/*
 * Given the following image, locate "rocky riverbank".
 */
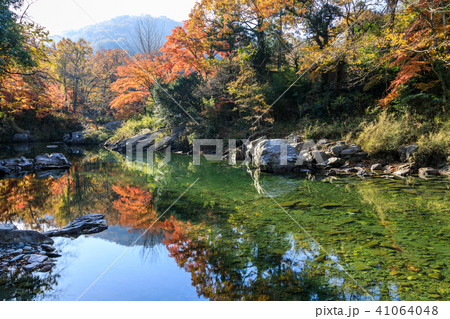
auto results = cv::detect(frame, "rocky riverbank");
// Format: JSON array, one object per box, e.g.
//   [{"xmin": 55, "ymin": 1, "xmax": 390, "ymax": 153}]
[
  {"xmin": 244, "ymin": 138, "xmax": 449, "ymax": 179},
  {"xmin": 0, "ymin": 153, "xmax": 72, "ymax": 179},
  {"xmin": 0, "ymin": 215, "xmax": 108, "ymax": 276}
]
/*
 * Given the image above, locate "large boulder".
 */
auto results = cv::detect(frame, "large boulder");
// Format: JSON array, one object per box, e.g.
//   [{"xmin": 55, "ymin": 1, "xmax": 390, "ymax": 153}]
[
  {"xmin": 34, "ymin": 153, "xmax": 71, "ymax": 170},
  {"xmin": 110, "ymin": 126, "xmax": 185, "ymax": 154},
  {"xmin": 0, "ymin": 229, "xmax": 54, "ymax": 245},
  {"xmin": 44, "ymin": 214, "xmax": 107, "ymax": 237},
  {"xmin": 251, "ymin": 139, "xmax": 304, "ymax": 172}
]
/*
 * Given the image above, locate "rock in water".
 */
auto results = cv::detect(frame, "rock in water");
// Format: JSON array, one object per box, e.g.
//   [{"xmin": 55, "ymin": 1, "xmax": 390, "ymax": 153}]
[
  {"xmin": 418, "ymin": 167, "xmax": 440, "ymax": 179},
  {"xmin": 34, "ymin": 153, "xmax": 71, "ymax": 170},
  {"xmin": 0, "ymin": 229, "xmax": 54, "ymax": 245},
  {"xmin": 251, "ymin": 139, "xmax": 305, "ymax": 172},
  {"xmin": 44, "ymin": 214, "xmax": 108, "ymax": 237}
]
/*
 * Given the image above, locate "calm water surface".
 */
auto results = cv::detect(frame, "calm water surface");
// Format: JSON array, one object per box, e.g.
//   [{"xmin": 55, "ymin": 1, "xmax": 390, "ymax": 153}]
[{"xmin": 0, "ymin": 144, "xmax": 448, "ymax": 300}]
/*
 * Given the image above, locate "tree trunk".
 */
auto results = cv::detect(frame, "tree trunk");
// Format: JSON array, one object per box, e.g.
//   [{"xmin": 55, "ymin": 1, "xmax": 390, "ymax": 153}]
[{"xmin": 73, "ymin": 78, "xmax": 78, "ymax": 113}]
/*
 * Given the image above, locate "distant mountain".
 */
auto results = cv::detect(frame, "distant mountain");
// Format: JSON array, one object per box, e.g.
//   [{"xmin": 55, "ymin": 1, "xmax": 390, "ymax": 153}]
[{"xmin": 56, "ymin": 15, "xmax": 181, "ymax": 52}]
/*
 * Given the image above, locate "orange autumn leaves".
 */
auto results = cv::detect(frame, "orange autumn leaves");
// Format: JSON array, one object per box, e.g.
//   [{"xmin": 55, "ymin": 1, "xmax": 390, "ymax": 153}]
[
  {"xmin": 112, "ymin": 183, "xmax": 157, "ymax": 229},
  {"xmin": 379, "ymin": 0, "xmax": 450, "ymax": 107},
  {"xmin": 110, "ymin": 19, "xmax": 216, "ymax": 118},
  {"xmin": 0, "ymin": 73, "xmax": 65, "ymax": 117}
]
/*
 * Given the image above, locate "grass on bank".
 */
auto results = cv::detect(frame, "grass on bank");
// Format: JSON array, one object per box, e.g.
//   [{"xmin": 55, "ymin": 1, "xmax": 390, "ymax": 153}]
[{"xmin": 107, "ymin": 115, "xmax": 159, "ymax": 144}]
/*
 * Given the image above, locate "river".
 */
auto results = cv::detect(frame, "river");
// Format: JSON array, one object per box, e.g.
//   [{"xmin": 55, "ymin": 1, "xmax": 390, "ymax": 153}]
[{"xmin": 0, "ymin": 144, "xmax": 448, "ymax": 300}]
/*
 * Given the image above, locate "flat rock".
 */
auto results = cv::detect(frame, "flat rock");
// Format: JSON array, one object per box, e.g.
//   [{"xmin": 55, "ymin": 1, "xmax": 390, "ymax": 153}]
[{"xmin": 45, "ymin": 214, "xmax": 108, "ymax": 237}]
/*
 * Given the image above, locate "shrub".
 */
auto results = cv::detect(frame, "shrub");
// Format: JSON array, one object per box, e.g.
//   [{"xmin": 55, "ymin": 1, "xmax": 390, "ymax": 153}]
[
  {"xmin": 413, "ymin": 122, "xmax": 450, "ymax": 166},
  {"xmin": 356, "ymin": 111, "xmax": 418, "ymax": 156},
  {"xmin": 83, "ymin": 128, "xmax": 114, "ymax": 145}
]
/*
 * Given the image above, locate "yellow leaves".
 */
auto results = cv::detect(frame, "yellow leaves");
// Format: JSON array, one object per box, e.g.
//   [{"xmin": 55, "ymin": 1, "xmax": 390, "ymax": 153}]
[{"xmin": 414, "ymin": 80, "xmax": 440, "ymax": 92}]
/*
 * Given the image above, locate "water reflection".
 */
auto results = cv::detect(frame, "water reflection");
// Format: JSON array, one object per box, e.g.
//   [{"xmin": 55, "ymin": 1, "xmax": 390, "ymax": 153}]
[{"xmin": 0, "ymin": 146, "xmax": 448, "ymax": 300}]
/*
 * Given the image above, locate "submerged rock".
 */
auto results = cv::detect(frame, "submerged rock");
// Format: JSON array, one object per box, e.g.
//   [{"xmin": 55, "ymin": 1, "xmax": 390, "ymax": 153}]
[{"xmin": 44, "ymin": 214, "xmax": 108, "ymax": 237}]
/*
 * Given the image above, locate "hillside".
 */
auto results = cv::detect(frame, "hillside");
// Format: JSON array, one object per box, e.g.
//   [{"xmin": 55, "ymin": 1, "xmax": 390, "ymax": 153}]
[{"xmin": 57, "ymin": 15, "xmax": 181, "ymax": 52}]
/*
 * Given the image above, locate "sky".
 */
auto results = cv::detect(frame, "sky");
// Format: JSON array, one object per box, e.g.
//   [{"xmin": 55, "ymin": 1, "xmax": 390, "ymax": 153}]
[{"xmin": 26, "ymin": 0, "xmax": 198, "ymax": 35}]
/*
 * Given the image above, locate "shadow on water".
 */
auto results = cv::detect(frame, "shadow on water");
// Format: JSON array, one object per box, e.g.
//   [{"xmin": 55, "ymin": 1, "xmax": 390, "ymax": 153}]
[{"xmin": 0, "ymin": 145, "xmax": 448, "ymax": 300}]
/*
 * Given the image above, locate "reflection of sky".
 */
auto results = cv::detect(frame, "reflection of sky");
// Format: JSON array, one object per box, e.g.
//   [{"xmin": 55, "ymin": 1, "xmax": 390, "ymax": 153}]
[{"xmin": 38, "ymin": 226, "xmax": 205, "ymax": 301}]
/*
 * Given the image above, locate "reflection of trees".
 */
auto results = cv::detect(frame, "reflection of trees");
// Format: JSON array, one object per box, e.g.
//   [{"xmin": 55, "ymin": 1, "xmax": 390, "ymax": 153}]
[
  {"xmin": 158, "ymin": 215, "xmax": 338, "ymax": 300},
  {"xmin": 0, "ymin": 174, "xmax": 57, "ymax": 229},
  {"xmin": 0, "ymin": 269, "xmax": 59, "ymax": 301}
]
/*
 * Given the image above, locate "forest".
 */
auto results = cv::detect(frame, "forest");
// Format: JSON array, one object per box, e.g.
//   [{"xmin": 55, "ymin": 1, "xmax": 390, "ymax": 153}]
[{"xmin": 0, "ymin": 0, "xmax": 449, "ymax": 164}]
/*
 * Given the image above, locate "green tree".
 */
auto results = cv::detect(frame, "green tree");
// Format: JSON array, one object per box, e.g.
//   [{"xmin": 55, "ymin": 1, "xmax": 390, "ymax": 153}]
[
  {"xmin": 52, "ymin": 38, "xmax": 93, "ymax": 113},
  {"xmin": 0, "ymin": 0, "xmax": 35, "ymax": 75}
]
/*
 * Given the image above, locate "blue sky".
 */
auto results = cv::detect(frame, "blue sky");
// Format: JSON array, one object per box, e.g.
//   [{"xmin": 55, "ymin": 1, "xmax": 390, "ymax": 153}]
[{"xmin": 27, "ymin": 0, "xmax": 198, "ymax": 35}]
